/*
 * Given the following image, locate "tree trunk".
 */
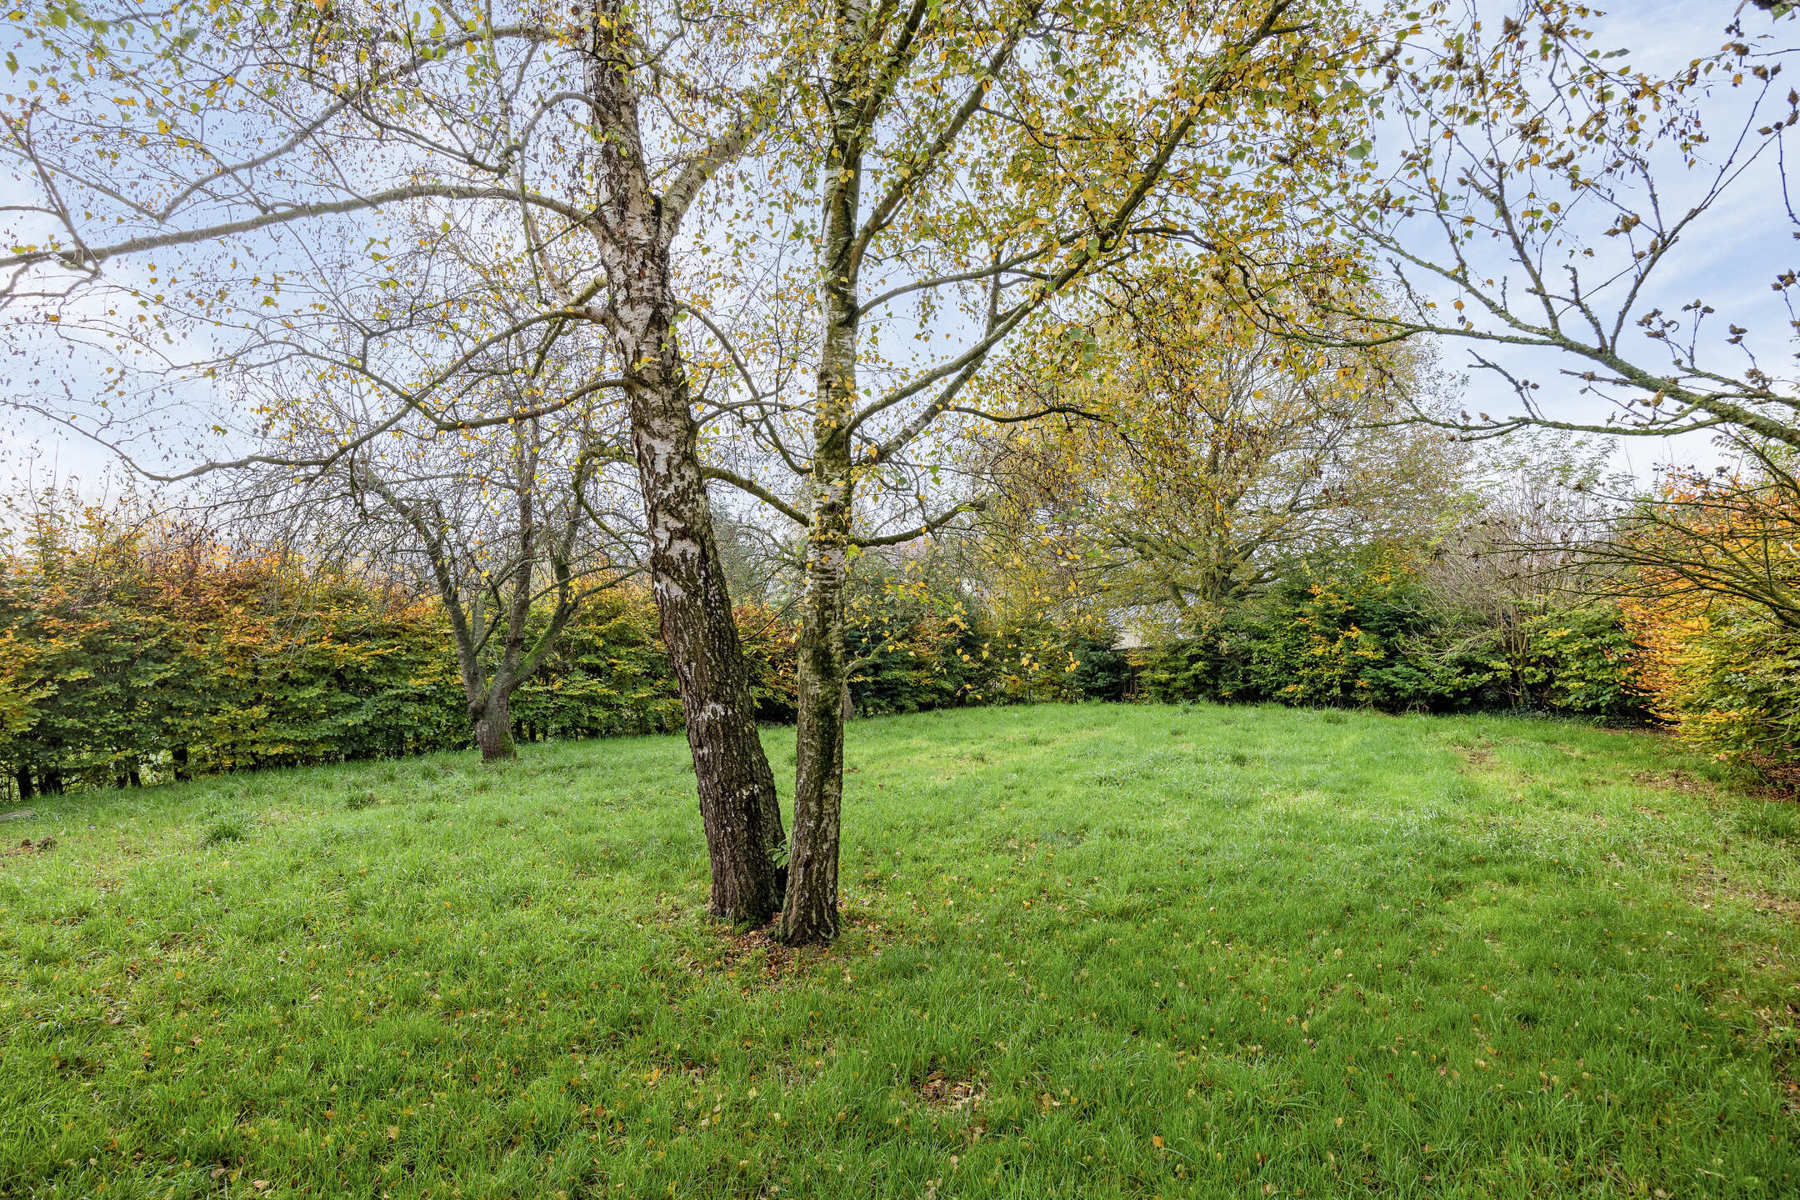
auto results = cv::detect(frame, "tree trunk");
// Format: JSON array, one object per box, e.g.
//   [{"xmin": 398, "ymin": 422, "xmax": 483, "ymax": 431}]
[
  {"xmin": 782, "ymin": 461, "xmax": 851, "ymax": 943},
  {"xmin": 620, "ymin": 323, "xmax": 788, "ymax": 924},
  {"xmin": 584, "ymin": 2, "xmax": 786, "ymax": 924},
  {"xmin": 172, "ymin": 745, "xmax": 191, "ymax": 782},
  {"xmin": 473, "ymin": 695, "xmax": 517, "ymax": 762},
  {"xmin": 15, "ymin": 767, "xmax": 33, "ymax": 801},
  {"xmin": 781, "ymin": 64, "xmax": 863, "ymax": 946}
]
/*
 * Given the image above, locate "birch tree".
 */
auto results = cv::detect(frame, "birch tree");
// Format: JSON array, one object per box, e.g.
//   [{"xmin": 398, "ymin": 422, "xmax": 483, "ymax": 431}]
[{"xmin": 693, "ymin": 0, "xmax": 1374, "ymax": 942}]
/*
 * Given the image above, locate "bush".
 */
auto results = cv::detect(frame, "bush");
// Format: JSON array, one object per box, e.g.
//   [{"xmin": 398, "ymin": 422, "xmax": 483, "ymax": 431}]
[
  {"xmin": 1065, "ymin": 632, "xmax": 1135, "ymax": 701},
  {"xmin": 4, "ymin": 510, "xmax": 1154, "ymax": 795},
  {"xmin": 0, "ymin": 506, "xmax": 676, "ymax": 795},
  {"xmin": 1144, "ymin": 560, "xmax": 1469, "ymax": 711},
  {"xmin": 513, "ymin": 588, "xmax": 683, "ymax": 739},
  {"xmin": 1142, "ymin": 557, "xmax": 1639, "ymax": 719},
  {"xmin": 5, "ymin": 499, "xmax": 1657, "ymax": 799},
  {"xmin": 844, "ymin": 570, "xmax": 986, "ymax": 715},
  {"xmin": 1624, "ymin": 597, "xmax": 1800, "ymax": 789},
  {"xmin": 1517, "ymin": 605, "xmax": 1641, "ymax": 719}
]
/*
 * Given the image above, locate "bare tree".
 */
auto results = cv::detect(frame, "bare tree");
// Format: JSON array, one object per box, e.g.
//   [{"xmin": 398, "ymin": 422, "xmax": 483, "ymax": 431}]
[
  {"xmin": 1238, "ymin": 1, "xmax": 1800, "ymax": 627},
  {"xmin": 1, "ymin": 0, "xmax": 796, "ymax": 920},
  {"xmin": 1420, "ymin": 433, "xmax": 1627, "ymax": 702},
  {"xmin": 1251, "ymin": 3, "xmax": 1798, "ymax": 451},
  {"xmin": 236, "ymin": 327, "xmax": 644, "ymax": 760}
]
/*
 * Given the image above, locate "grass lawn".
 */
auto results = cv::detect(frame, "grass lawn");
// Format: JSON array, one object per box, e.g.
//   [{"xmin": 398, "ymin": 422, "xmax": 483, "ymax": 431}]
[{"xmin": 2, "ymin": 704, "xmax": 1798, "ymax": 1198}]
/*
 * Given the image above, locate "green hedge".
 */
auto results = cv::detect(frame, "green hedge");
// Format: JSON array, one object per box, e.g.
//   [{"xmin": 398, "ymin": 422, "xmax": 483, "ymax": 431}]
[
  {"xmin": 2, "ymin": 517, "xmax": 1647, "ymax": 800},
  {"xmin": 0, "ymin": 521, "xmax": 1131, "ymax": 797},
  {"xmin": 1141, "ymin": 560, "xmax": 1641, "ymax": 719}
]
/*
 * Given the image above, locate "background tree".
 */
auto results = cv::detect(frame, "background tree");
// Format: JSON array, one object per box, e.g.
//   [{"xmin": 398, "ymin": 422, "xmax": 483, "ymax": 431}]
[
  {"xmin": 1247, "ymin": 0, "xmax": 1800, "ymax": 627},
  {"xmin": 0, "ymin": 0, "xmax": 799, "ymax": 920},
  {"xmin": 1599, "ymin": 453, "xmax": 1800, "ymax": 630},
  {"xmin": 1419, "ymin": 432, "xmax": 1637, "ymax": 712},
  {"xmin": 976, "ymin": 264, "xmax": 1465, "ymax": 636},
  {"xmin": 244, "ymin": 352, "xmax": 643, "ymax": 761}
]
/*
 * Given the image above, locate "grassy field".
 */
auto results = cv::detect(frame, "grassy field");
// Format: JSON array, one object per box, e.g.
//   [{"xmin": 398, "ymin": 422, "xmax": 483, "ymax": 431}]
[{"xmin": 2, "ymin": 704, "xmax": 1797, "ymax": 1199}]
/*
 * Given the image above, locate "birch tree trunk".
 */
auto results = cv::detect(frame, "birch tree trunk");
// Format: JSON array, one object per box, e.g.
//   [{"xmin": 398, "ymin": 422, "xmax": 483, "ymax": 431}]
[
  {"xmin": 587, "ymin": 1, "xmax": 787, "ymax": 924},
  {"xmin": 779, "ymin": 12, "xmax": 863, "ymax": 945},
  {"xmin": 616, "ymin": 288, "xmax": 789, "ymax": 924}
]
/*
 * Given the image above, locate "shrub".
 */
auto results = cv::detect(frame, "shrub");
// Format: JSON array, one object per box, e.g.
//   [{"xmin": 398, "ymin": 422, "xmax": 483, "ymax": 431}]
[
  {"xmin": 1624, "ymin": 597, "xmax": 1800, "ymax": 789},
  {"xmin": 1517, "ymin": 605, "xmax": 1641, "ymax": 719},
  {"xmin": 845, "ymin": 570, "xmax": 985, "ymax": 715},
  {"xmin": 1065, "ymin": 632, "xmax": 1135, "ymax": 701},
  {"xmin": 513, "ymin": 588, "xmax": 684, "ymax": 740},
  {"xmin": 1143, "ymin": 558, "xmax": 1639, "ymax": 718}
]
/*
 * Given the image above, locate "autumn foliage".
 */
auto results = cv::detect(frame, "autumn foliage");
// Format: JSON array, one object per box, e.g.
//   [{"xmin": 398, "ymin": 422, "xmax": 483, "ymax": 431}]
[
  {"xmin": 0, "ymin": 498, "xmax": 1138, "ymax": 799},
  {"xmin": 1618, "ymin": 473, "xmax": 1800, "ymax": 789},
  {"xmin": 0, "ymin": 498, "xmax": 687, "ymax": 797}
]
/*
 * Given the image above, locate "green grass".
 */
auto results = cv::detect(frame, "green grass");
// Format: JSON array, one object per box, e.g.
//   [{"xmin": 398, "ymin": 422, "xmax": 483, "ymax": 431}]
[{"xmin": 2, "ymin": 704, "xmax": 1798, "ymax": 1199}]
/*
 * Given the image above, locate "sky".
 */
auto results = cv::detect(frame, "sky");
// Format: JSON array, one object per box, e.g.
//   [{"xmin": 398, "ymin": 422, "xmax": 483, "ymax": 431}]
[
  {"xmin": 1434, "ymin": 0, "xmax": 1798, "ymax": 484},
  {"xmin": 1, "ymin": 0, "xmax": 1793, "ymax": 505}
]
